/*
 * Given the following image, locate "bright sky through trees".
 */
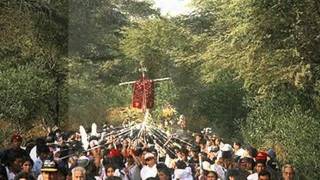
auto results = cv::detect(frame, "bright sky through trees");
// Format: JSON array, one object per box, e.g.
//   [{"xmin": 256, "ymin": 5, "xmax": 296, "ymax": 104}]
[{"xmin": 153, "ymin": 0, "xmax": 192, "ymax": 16}]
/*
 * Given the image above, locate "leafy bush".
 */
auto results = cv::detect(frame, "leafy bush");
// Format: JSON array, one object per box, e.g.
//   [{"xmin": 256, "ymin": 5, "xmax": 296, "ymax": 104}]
[{"xmin": 241, "ymin": 101, "xmax": 320, "ymax": 179}]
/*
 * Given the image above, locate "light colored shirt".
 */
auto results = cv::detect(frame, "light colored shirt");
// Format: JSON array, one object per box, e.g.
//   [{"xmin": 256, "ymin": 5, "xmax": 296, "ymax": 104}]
[
  {"xmin": 5, "ymin": 166, "xmax": 15, "ymax": 180},
  {"xmin": 174, "ymin": 167, "xmax": 193, "ymax": 180},
  {"xmin": 30, "ymin": 146, "xmax": 37, "ymax": 162},
  {"xmin": 247, "ymin": 173, "xmax": 258, "ymax": 180},
  {"xmin": 211, "ymin": 164, "xmax": 226, "ymax": 180},
  {"xmin": 235, "ymin": 148, "xmax": 245, "ymax": 157},
  {"xmin": 140, "ymin": 164, "xmax": 157, "ymax": 180},
  {"xmin": 32, "ymin": 157, "xmax": 43, "ymax": 178}
]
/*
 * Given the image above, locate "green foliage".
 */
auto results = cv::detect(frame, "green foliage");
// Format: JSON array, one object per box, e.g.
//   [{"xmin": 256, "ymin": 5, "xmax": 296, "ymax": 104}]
[
  {"xmin": 0, "ymin": 122, "xmax": 14, "ymax": 148},
  {"xmin": 197, "ymin": 70, "xmax": 247, "ymax": 139},
  {"xmin": 66, "ymin": 57, "xmax": 133, "ymax": 126},
  {"xmin": 69, "ymin": 0, "xmax": 125, "ymax": 60},
  {"xmin": 65, "ymin": 0, "xmax": 159, "ymax": 126},
  {"xmin": 1, "ymin": 0, "xmax": 320, "ymax": 177},
  {"xmin": 120, "ymin": 18, "xmax": 203, "ymax": 118},
  {"xmin": 188, "ymin": 0, "xmax": 320, "ymax": 177},
  {"xmin": 0, "ymin": 1, "xmax": 68, "ymax": 126},
  {"xmin": 152, "ymin": 80, "xmax": 179, "ymax": 120},
  {"xmin": 199, "ymin": 0, "xmax": 320, "ymax": 99},
  {"xmin": 0, "ymin": 64, "xmax": 55, "ymax": 123},
  {"xmin": 120, "ymin": 19, "xmax": 193, "ymax": 77},
  {"xmin": 119, "ymin": 17, "xmax": 248, "ymax": 138},
  {"xmin": 242, "ymin": 101, "xmax": 320, "ymax": 179},
  {"xmin": 114, "ymin": 0, "xmax": 160, "ymax": 18},
  {"xmin": 68, "ymin": 0, "xmax": 159, "ymax": 60}
]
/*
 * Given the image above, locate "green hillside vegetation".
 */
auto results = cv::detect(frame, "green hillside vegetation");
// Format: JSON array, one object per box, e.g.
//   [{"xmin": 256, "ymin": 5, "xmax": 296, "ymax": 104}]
[{"xmin": 0, "ymin": 0, "xmax": 319, "ymax": 178}]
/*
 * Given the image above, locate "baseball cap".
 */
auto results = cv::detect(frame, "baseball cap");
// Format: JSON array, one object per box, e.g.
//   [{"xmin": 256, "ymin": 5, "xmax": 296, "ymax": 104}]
[{"xmin": 256, "ymin": 151, "xmax": 268, "ymax": 161}]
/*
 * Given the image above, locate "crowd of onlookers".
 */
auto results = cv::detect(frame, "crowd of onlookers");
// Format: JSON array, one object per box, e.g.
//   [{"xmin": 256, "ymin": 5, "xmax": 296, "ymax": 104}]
[{"xmin": 0, "ymin": 124, "xmax": 297, "ymax": 180}]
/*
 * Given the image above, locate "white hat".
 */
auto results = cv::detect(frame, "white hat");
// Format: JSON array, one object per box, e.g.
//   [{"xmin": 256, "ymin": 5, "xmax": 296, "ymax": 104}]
[{"xmin": 144, "ymin": 152, "xmax": 155, "ymax": 160}]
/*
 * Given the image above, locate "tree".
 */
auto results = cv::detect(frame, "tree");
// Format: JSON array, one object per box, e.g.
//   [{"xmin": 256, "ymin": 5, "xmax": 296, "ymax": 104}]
[
  {"xmin": 189, "ymin": 0, "xmax": 320, "ymax": 177},
  {"xmin": 242, "ymin": 101, "xmax": 320, "ymax": 179},
  {"xmin": 197, "ymin": 70, "xmax": 247, "ymax": 139},
  {"xmin": 0, "ymin": 0, "xmax": 68, "ymax": 126},
  {"xmin": 199, "ymin": 0, "xmax": 320, "ymax": 102},
  {"xmin": 68, "ymin": 0, "xmax": 159, "ymax": 60},
  {"xmin": 120, "ymin": 18, "xmax": 205, "ymax": 120},
  {"xmin": 66, "ymin": 0, "xmax": 160, "ymax": 125}
]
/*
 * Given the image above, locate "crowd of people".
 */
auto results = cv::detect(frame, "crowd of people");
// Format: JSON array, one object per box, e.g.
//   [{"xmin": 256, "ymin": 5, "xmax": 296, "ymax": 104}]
[{"xmin": 0, "ymin": 120, "xmax": 297, "ymax": 180}]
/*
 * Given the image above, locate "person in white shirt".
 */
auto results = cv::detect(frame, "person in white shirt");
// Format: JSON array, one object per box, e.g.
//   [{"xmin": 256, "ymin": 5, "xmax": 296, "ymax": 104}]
[
  {"xmin": 32, "ymin": 145, "xmax": 50, "ymax": 178},
  {"xmin": 173, "ymin": 160, "xmax": 193, "ymax": 180},
  {"xmin": 140, "ymin": 152, "xmax": 157, "ymax": 180},
  {"xmin": 233, "ymin": 141, "xmax": 245, "ymax": 157}
]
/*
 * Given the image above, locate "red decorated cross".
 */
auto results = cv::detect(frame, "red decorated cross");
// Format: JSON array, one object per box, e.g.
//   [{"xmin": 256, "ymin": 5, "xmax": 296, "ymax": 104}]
[{"xmin": 119, "ymin": 65, "xmax": 170, "ymax": 112}]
